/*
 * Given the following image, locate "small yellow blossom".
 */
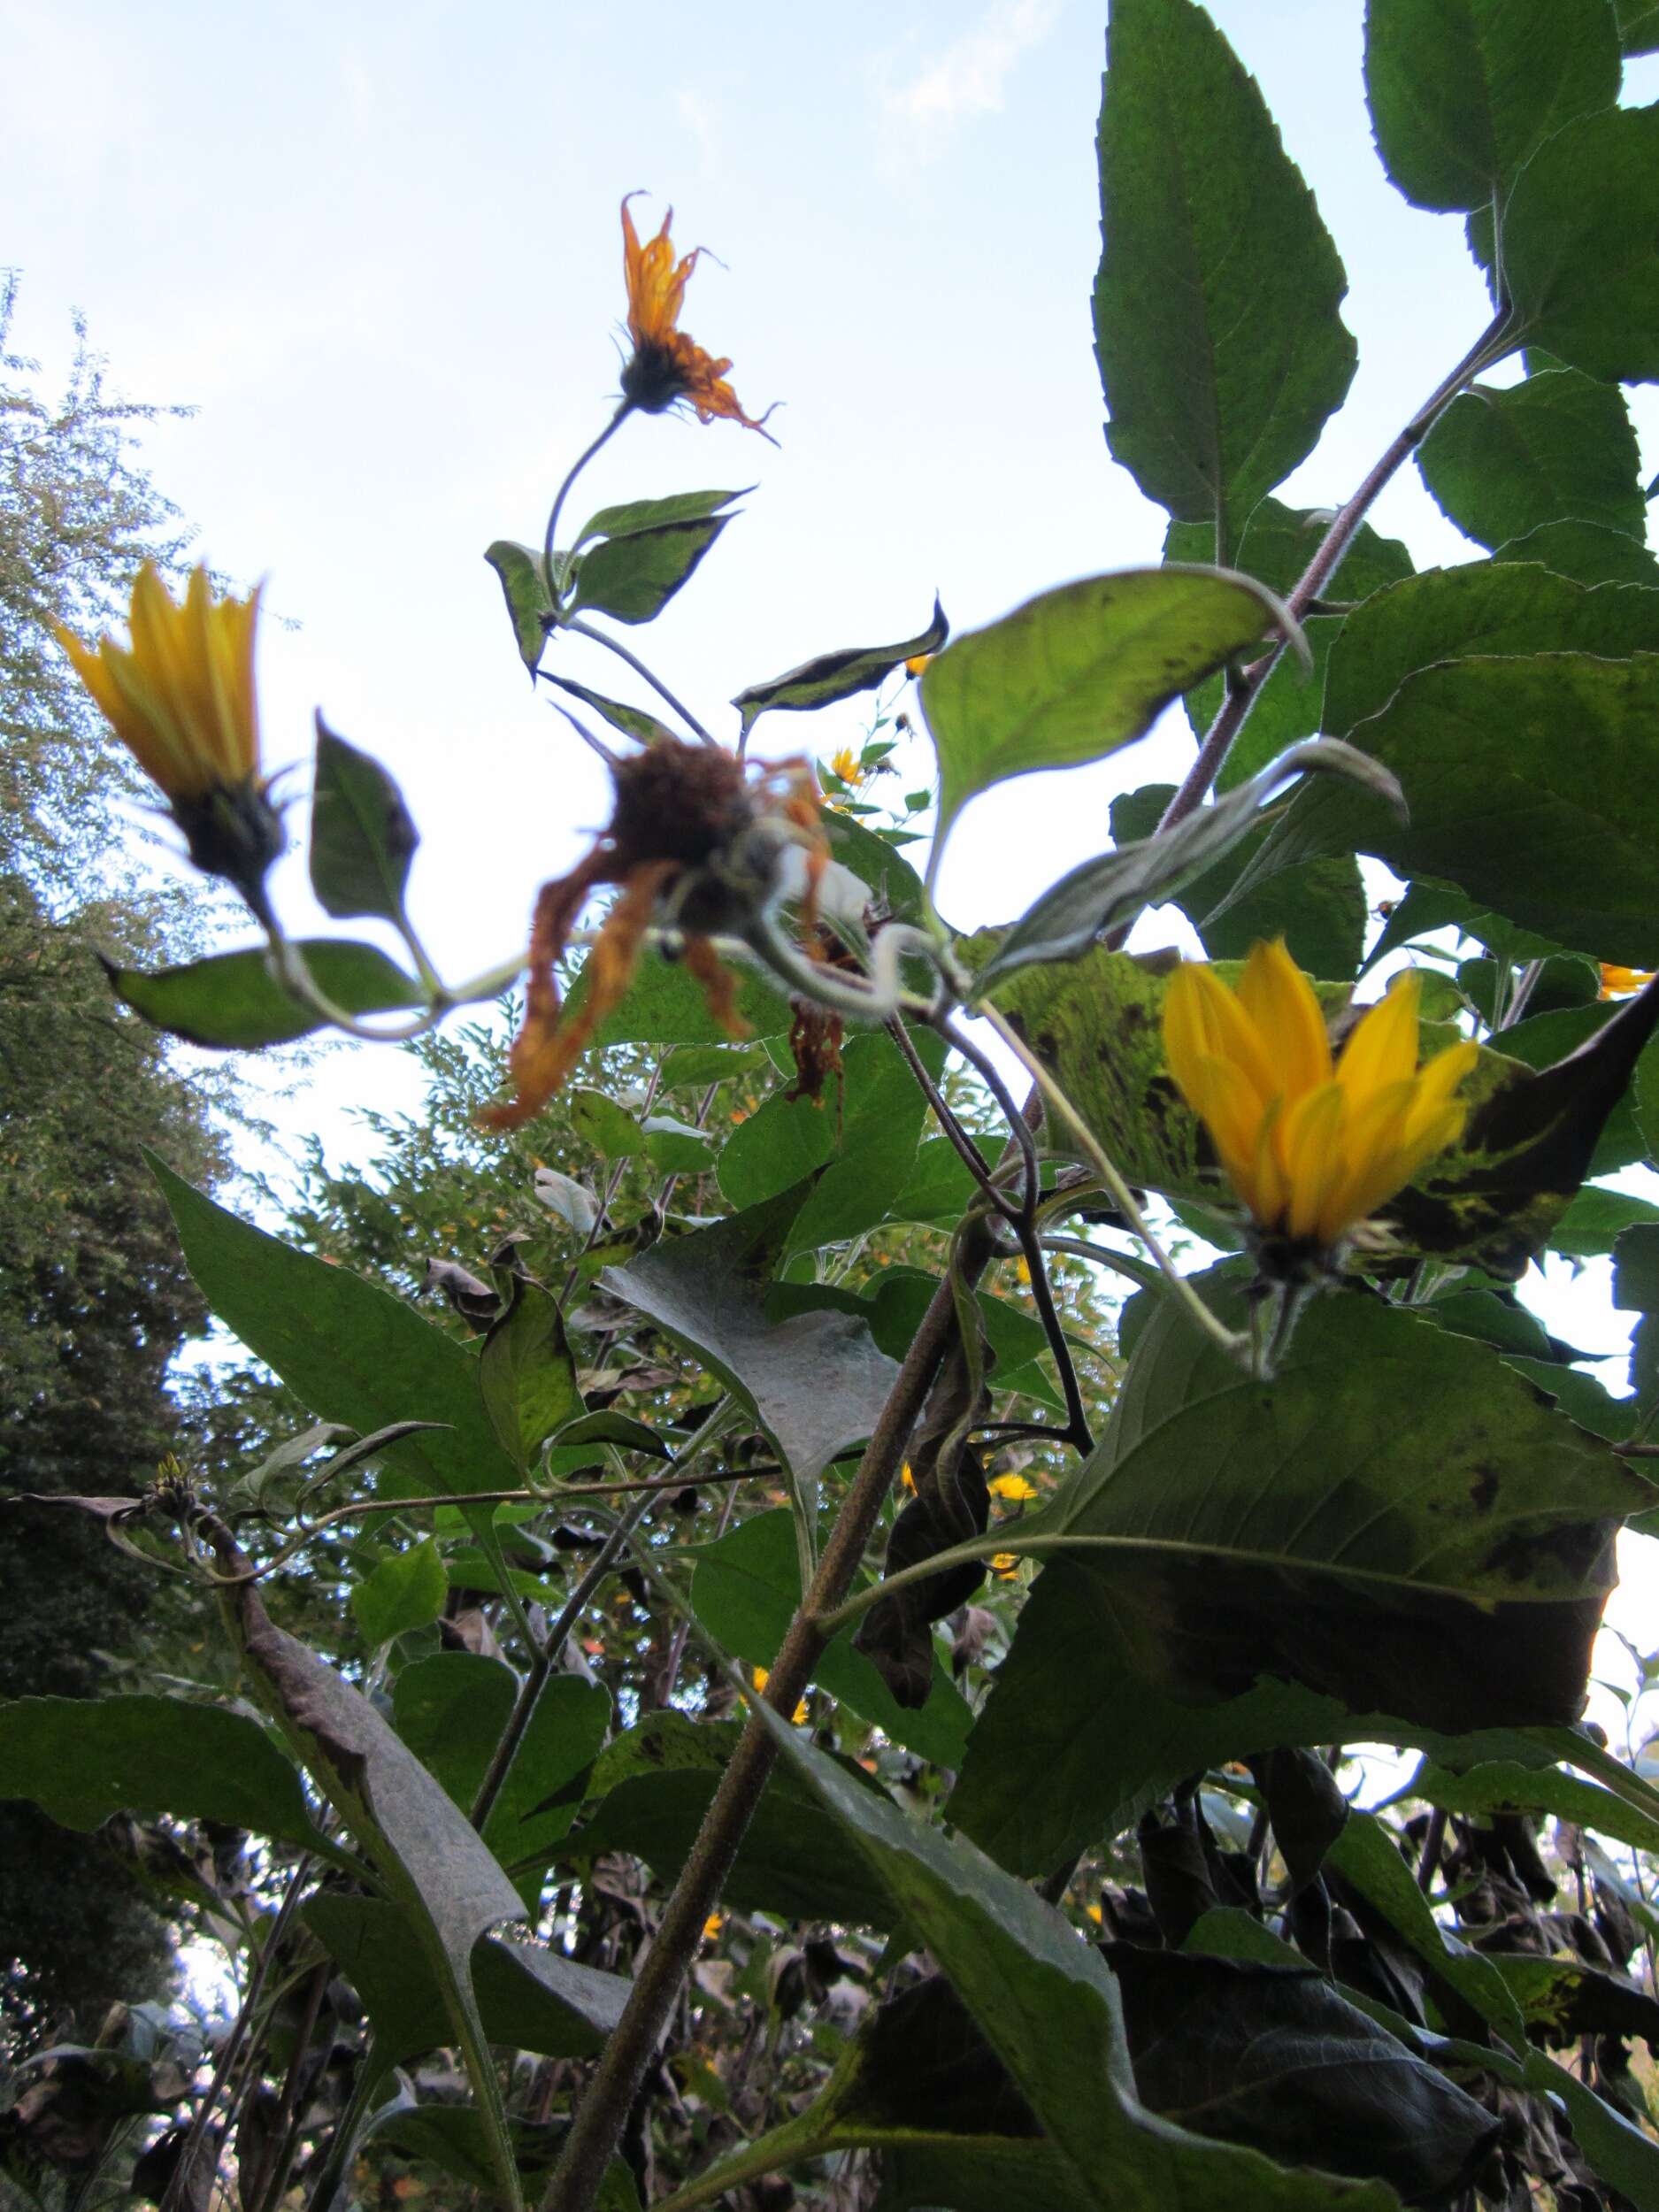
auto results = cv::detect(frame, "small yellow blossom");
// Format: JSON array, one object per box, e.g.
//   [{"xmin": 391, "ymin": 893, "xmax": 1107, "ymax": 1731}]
[
  {"xmin": 905, "ymin": 654, "xmax": 933, "ymax": 678},
  {"xmin": 751, "ymin": 1666, "xmax": 809, "ymax": 1725},
  {"xmin": 900, "ymin": 1462, "xmax": 916, "ymax": 1493},
  {"xmin": 56, "ymin": 562, "xmax": 282, "ymax": 898},
  {"xmin": 1013, "ymin": 1256, "xmax": 1032, "ymax": 1286},
  {"xmin": 703, "ymin": 1913, "xmax": 725, "ymax": 1941},
  {"xmin": 1086, "ymin": 1902, "xmax": 1103, "ymax": 1925},
  {"xmin": 1163, "ymin": 941, "xmax": 1478, "ymax": 1257},
  {"xmin": 987, "ymin": 1473, "xmax": 1039, "ymax": 1503},
  {"xmin": 990, "ymin": 1553, "xmax": 1020, "ymax": 1578},
  {"xmin": 619, "ymin": 196, "xmax": 777, "ymax": 442},
  {"xmin": 826, "ymin": 745, "xmax": 865, "ymax": 789},
  {"xmin": 1600, "ymin": 964, "xmax": 1657, "ymax": 1000}
]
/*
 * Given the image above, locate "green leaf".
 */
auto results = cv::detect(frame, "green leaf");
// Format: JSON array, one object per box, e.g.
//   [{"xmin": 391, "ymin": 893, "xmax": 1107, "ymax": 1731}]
[
  {"xmin": 1496, "ymin": 518, "xmax": 1659, "ymax": 588},
  {"xmin": 573, "ymin": 487, "xmax": 748, "ymax": 548},
  {"xmin": 539, "ymin": 673, "xmax": 678, "ymax": 749},
  {"xmin": 1417, "ymin": 371, "xmax": 1647, "ymax": 549},
  {"xmin": 568, "ymin": 1086, "xmax": 644, "ymax": 1158},
  {"xmin": 568, "ymin": 516, "xmax": 729, "ymax": 626},
  {"xmin": 1167, "ymin": 505, "xmax": 1413, "ymax": 789},
  {"xmin": 351, "ymin": 1538, "xmax": 448, "ymax": 1646},
  {"xmin": 1502, "ymin": 105, "xmax": 1659, "ymax": 383},
  {"xmin": 304, "ymin": 1894, "xmax": 623, "ymax": 2062},
  {"xmin": 1402, "ymin": 1756, "xmax": 1659, "ymax": 1860},
  {"xmin": 732, "ymin": 596, "xmax": 947, "ymax": 737},
  {"xmin": 891, "ymin": 1136, "xmax": 982, "ymax": 1229},
  {"xmin": 973, "ymin": 741, "xmax": 1394, "ymax": 987},
  {"xmin": 921, "ymin": 568, "xmax": 1288, "ymax": 856},
  {"xmin": 1617, "ymin": 0, "xmax": 1659, "ymax": 55},
  {"xmin": 309, "ymin": 718, "xmax": 420, "ymax": 925},
  {"xmin": 1524, "ymin": 2049, "xmax": 1659, "ymax": 2209},
  {"xmin": 1615, "ymin": 1222, "xmax": 1659, "ymax": 1401},
  {"xmin": 0, "ymin": 1694, "xmax": 335, "ymax": 1857},
  {"xmin": 220, "ymin": 1572, "xmax": 527, "ymax": 2210},
  {"xmin": 485, "ymin": 540, "xmax": 556, "ymax": 675},
  {"xmin": 1094, "ymin": 0, "xmax": 1356, "ymax": 542},
  {"xmin": 1322, "ymin": 563, "xmax": 1659, "ymax": 744},
  {"xmin": 107, "ymin": 940, "xmax": 423, "ymax": 1048},
  {"xmin": 148, "ymin": 1158, "xmax": 520, "ymax": 1551},
  {"xmin": 601, "ymin": 1187, "xmax": 901, "ymax": 1523},
  {"xmin": 949, "ymin": 1283, "xmax": 1645, "ymax": 1871},
  {"xmin": 568, "ymin": 941, "xmax": 793, "ymax": 1048},
  {"xmin": 1108, "ymin": 780, "xmax": 1367, "ymax": 983},
  {"xmin": 753, "ymin": 1701, "xmax": 1394, "ymax": 2212},
  {"xmin": 690, "ymin": 1509, "xmax": 972, "ymax": 1767},
  {"xmin": 477, "ymin": 1274, "xmax": 581, "ymax": 1472},
  {"xmin": 1547, "ymin": 1184, "xmax": 1659, "ymax": 1257},
  {"xmin": 1363, "ymin": 0, "xmax": 1618, "ymax": 212},
  {"xmin": 658, "ymin": 1041, "xmax": 771, "ymax": 1089}
]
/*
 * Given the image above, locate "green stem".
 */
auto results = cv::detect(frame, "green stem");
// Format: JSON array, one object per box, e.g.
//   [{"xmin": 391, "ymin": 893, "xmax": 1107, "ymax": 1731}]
[
  {"xmin": 564, "ymin": 615, "xmax": 718, "ymax": 746},
  {"xmin": 542, "ymin": 402, "xmax": 634, "ymax": 618}
]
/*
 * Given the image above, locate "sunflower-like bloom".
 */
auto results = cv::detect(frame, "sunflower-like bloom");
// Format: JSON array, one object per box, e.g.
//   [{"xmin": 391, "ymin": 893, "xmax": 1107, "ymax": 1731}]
[
  {"xmin": 1163, "ymin": 941, "xmax": 1479, "ymax": 1260},
  {"xmin": 619, "ymin": 195, "xmax": 777, "ymax": 442},
  {"xmin": 55, "ymin": 562, "xmax": 282, "ymax": 898},
  {"xmin": 1600, "ymin": 964, "xmax": 1657, "ymax": 1000}
]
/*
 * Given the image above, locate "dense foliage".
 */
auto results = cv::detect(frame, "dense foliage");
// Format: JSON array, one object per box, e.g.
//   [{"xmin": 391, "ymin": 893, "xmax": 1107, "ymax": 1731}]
[{"xmin": 10, "ymin": 5, "xmax": 1659, "ymax": 2211}]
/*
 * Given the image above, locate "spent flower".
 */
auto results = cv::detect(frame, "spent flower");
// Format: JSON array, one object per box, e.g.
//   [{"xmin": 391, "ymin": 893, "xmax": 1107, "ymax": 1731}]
[
  {"xmin": 56, "ymin": 562, "xmax": 282, "ymax": 903},
  {"xmin": 619, "ymin": 196, "xmax": 777, "ymax": 441},
  {"xmin": 1163, "ymin": 940, "xmax": 1477, "ymax": 1268}
]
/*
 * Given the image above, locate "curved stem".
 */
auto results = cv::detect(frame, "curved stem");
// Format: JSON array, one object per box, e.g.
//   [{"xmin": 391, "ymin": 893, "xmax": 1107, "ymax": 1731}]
[
  {"xmin": 542, "ymin": 402, "xmax": 634, "ymax": 615},
  {"xmin": 1039, "ymin": 1232, "xmax": 1161, "ymax": 1292},
  {"xmin": 565, "ymin": 615, "xmax": 718, "ymax": 746}
]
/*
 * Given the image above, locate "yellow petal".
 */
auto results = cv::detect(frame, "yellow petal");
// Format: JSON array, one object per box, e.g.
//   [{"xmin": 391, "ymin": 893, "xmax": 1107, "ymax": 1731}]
[
  {"xmin": 1164, "ymin": 962, "xmax": 1277, "ymax": 1117},
  {"xmin": 1277, "ymin": 1082, "xmax": 1347, "ymax": 1241},
  {"xmin": 1337, "ymin": 971, "xmax": 1421, "ymax": 1108},
  {"xmin": 1235, "ymin": 940, "xmax": 1332, "ymax": 1101}
]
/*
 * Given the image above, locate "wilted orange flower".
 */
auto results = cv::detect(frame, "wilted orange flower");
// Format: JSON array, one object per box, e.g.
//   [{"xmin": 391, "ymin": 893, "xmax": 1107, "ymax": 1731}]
[
  {"xmin": 619, "ymin": 196, "xmax": 777, "ymax": 442},
  {"xmin": 1164, "ymin": 941, "xmax": 1478, "ymax": 1262},
  {"xmin": 482, "ymin": 741, "xmax": 826, "ymax": 1132},
  {"xmin": 1600, "ymin": 964, "xmax": 1657, "ymax": 1000}
]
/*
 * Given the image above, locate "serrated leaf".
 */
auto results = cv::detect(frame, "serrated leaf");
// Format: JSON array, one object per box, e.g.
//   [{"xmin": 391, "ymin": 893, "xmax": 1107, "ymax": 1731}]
[
  {"xmin": 1417, "ymin": 371, "xmax": 1646, "ymax": 549},
  {"xmin": 1495, "ymin": 518, "xmax": 1659, "ymax": 588},
  {"xmin": 732, "ymin": 596, "xmax": 947, "ymax": 737},
  {"xmin": 973, "ymin": 741, "xmax": 1395, "ymax": 987},
  {"xmin": 568, "ymin": 516, "xmax": 726, "ymax": 626},
  {"xmin": 1363, "ymin": 0, "xmax": 1618, "ymax": 212},
  {"xmin": 309, "ymin": 717, "xmax": 420, "ymax": 925},
  {"xmin": 1094, "ymin": 0, "xmax": 1356, "ymax": 541},
  {"xmin": 921, "ymin": 567, "xmax": 1290, "ymax": 859},
  {"xmin": 351, "ymin": 1538, "xmax": 448, "ymax": 1646},
  {"xmin": 106, "ymin": 940, "xmax": 423, "ymax": 1048},
  {"xmin": 1502, "ymin": 105, "xmax": 1659, "ymax": 383}
]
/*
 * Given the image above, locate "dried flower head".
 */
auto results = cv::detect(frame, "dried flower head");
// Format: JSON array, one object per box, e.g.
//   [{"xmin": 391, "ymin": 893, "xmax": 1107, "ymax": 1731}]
[
  {"xmin": 619, "ymin": 196, "xmax": 777, "ymax": 442},
  {"xmin": 1163, "ymin": 941, "xmax": 1478, "ymax": 1271},
  {"xmin": 55, "ymin": 562, "xmax": 282, "ymax": 901},
  {"xmin": 483, "ymin": 741, "xmax": 826, "ymax": 1131}
]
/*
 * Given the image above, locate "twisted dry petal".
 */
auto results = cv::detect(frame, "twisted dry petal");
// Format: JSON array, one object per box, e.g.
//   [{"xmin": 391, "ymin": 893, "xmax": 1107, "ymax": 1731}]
[
  {"xmin": 621, "ymin": 193, "xmax": 700, "ymax": 346},
  {"xmin": 1235, "ymin": 938, "xmax": 1333, "ymax": 1100}
]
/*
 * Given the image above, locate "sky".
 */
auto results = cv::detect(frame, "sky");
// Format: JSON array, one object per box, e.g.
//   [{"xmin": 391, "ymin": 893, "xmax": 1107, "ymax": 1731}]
[{"xmin": 6, "ymin": 2, "xmax": 1659, "ymax": 1711}]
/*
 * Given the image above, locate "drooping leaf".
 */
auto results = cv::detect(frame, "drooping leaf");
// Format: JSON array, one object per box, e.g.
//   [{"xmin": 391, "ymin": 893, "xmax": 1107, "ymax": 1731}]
[
  {"xmin": 148, "ymin": 1158, "xmax": 521, "ymax": 1552},
  {"xmin": 304, "ymin": 1893, "xmax": 624, "ymax": 2062},
  {"xmin": 1403, "ymin": 1755, "xmax": 1659, "ymax": 1863},
  {"xmin": 1502, "ymin": 105, "xmax": 1659, "ymax": 383},
  {"xmin": 219, "ymin": 1569, "xmax": 526, "ymax": 2209},
  {"xmin": 1524, "ymin": 2048, "xmax": 1659, "ymax": 2209},
  {"xmin": 921, "ymin": 567, "xmax": 1290, "ymax": 856},
  {"xmin": 478, "ymin": 1273, "xmax": 582, "ymax": 1473},
  {"xmin": 750, "ymin": 1699, "xmax": 1394, "ymax": 2211},
  {"xmin": 1108, "ymin": 779, "xmax": 1367, "ymax": 983},
  {"xmin": 1094, "ymin": 0, "xmax": 1356, "ymax": 542},
  {"xmin": 601, "ymin": 1186, "xmax": 901, "ymax": 1524},
  {"xmin": 1418, "ymin": 370, "xmax": 1646, "ymax": 552},
  {"xmin": 573, "ymin": 487, "xmax": 749, "ymax": 547},
  {"xmin": 0, "ymin": 1695, "xmax": 337, "ymax": 1859},
  {"xmin": 309, "ymin": 718, "xmax": 421, "ymax": 925},
  {"xmin": 568, "ymin": 515, "xmax": 729, "ymax": 626},
  {"xmin": 973, "ymin": 741, "xmax": 1394, "ymax": 987},
  {"xmin": 691, "ymin": 1509, "xmax": 972, "ymax": 1768},
  {"xmin": 106, "ymin": 940, "xmax": 423, "ymax": 1048},
  {"xmin": 1363, "ymin": 0, "xmax": 1618, "ymax": 212},
  {"xmin": 539, "ymin": 673, "xmax": 678, "ymax": 749},
  {"xmin": 350, "ymin": 1538, "xmax": 448, "ymax": 1646},
  {"xmin": 485, "ymin": 540, "xmax": 557, "ymax": 675},
  {"xmin": 732, "ymin": 596, "xmax": 947, "ymax": 737}
]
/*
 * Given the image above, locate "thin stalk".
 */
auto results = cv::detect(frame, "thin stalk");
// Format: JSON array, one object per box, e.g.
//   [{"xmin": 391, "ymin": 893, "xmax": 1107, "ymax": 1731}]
[
  {"xmin": 1148, "ymin": 308, "xmax": 1515, "ymax": 843},
  {"xmin": 565, "ymin": 616, "xmax": 718, "ymax": 746},
  {"xmin": 250, "ymin": 1961, "xmax": 330, "ymax": 2212},
  {"xmin": 977, "ymin": 1002, "xmax": 1248, "ymax": 1366},
  {"xmin": 886, "ymin": 1014, "xmax": 1012, "ymax": 1216},
  {"xmin": 541, "ymin": 1261, "xmax": 979, "ymax": 2212},
  {"xmin": 542, "ymin": 403, "xmax": 634, "ymax": 616},
  {"xmin": 1038, "ymin": 1233, "xmax": 1161, "ymax": 1292}
]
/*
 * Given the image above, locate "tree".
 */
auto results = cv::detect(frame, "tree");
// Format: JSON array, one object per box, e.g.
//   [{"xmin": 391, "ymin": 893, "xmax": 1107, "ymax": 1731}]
[{"xmin": 10, "ymin": 5, "xmax": 1659, "ymax": 2209}]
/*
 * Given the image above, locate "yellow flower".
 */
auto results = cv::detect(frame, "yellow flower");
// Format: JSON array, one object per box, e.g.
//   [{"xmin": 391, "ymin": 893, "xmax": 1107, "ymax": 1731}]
[
  {"xmin": 1163, "ymin": 941, "xmax": 1478, "ymax": 1256},
  {"xmin": 826, "ymin": 745, "xmax": 865, "ymax": 789},
  {"xmin": 619, "ymin": 196, "xmax": 778, "ymax": 442},
  {"xmin": 990, "ymin": 1553, "xmax": 1021, "ymax": 1578},
  {"xmin": 988, "ymin": 1472, "xmax": 1039, "ymax": 1503},
  {"xmin": 1013, "ymin": 1256, "xmax": 1032, "ymax": 1286},
  {"xmin": 703, "ymin": 1913, "xmax": 725, "ymax": 1941},
  {"xmin": 904, "ymin": 654, "xmax": 933, "ymax": 678},
  {"xmin": 900, "ymin": 1462, "xmax": 916, "ymax": 1493},
  {"xmin": 1600, "ymin": 964, "xmax": 1657, "ymax": 1000},
  {"xmin": 56, "ymin": 562, "xmax": 281, "ymax": 899},
  {"xmin": 751, "ymin": 1666, "xmax": 808, "ymax": 1726}
]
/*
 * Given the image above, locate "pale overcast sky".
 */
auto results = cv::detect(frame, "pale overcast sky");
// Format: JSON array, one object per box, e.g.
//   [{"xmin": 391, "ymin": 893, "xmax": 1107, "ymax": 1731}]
[{"xmin": 7, "ymin": 1, "xmax": 1659, "ymax": 1691}]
